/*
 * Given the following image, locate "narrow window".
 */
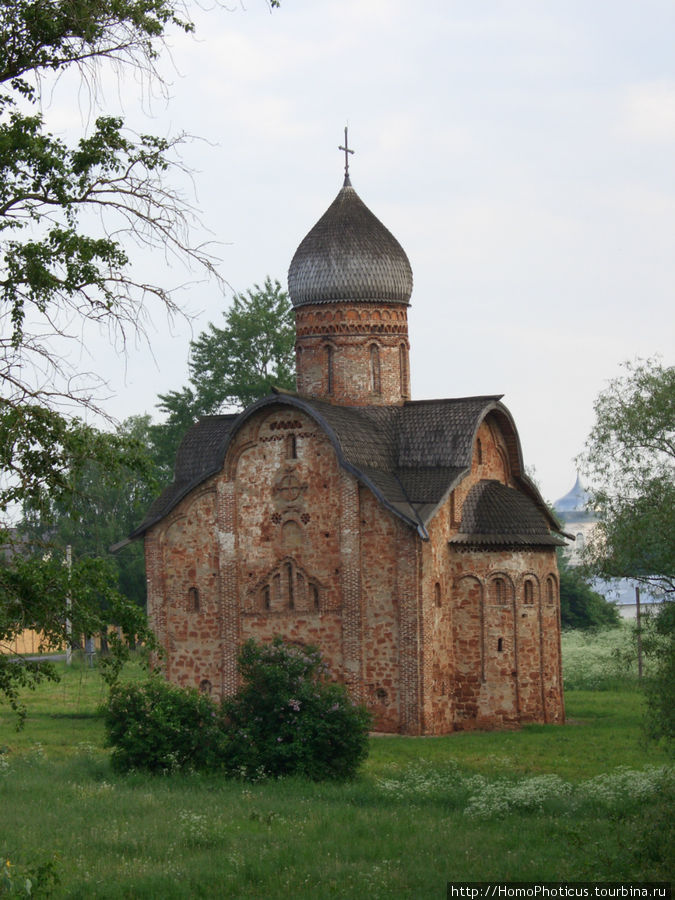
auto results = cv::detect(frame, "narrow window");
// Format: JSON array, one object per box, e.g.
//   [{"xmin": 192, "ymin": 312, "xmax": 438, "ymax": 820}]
[
  {"xmin": 493, "ymin": 577, "xmax": 506, "ymax": 605},
  {"xmin": 188, "ymin": 587, "xmax": 200, "ymax": 612},
  {"xmin": 286, "ymin": 433, "xmax": 297, "ymax": 459},
  {"xmin": 311, "ymin": 585, "xmax": 320, "ymax": 611},
  {"xmin": 576, "ymin": 532, "xmax": 585, "ymax": 549},
  {"xmin": 325, "ymin": 345, "xmax": 334, "ymax": 395},
  {"xmin": 287, "ymin": 562, "xmax": 294, "ymax": 610},
  {"xmin": 434, "ymin": 582, "xmax": 442, "ymax": 608},
  {"xmin": 370, "ymin": 344, "xmax": 381, "ymax": 395},
  {"xmin": 524, "ymin": 580, "xmax": 534, "ymax": 605},
  {"xmin": 476, "ymin": 438, "xmax": 483, "ymax": 465},
  {"xmin": 497, "ymin": 638, "xmax": 504, "ymax": 652},
  {"xmin": 263, "ymin": 586, "xmax": 271, "ymax": 611},
  {"xmin": 546, "ymin": 576, "xmax": 556, "ymax": 605}
]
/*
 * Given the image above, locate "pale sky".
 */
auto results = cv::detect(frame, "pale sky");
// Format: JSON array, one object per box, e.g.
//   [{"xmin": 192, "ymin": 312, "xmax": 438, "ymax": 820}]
[{"xmin": 44, "ymin": 0, "xmax": 675, "ymax": 506}]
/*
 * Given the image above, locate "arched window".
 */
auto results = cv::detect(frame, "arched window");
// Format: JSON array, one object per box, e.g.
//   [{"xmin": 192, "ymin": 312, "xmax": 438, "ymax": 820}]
[
  {"xmin": 325, "ymin": 345, "xmax": 334, "ymax": 395},
  {"xmin": 370, "ymin": 344, "xmax": 381, "ymax": 395},
  {"xmin": 576, "ymin": 532, "xmax": 585, "ymax": 549},
  {"xmin": 399, "ymin": 344, "xmax": 409, "ymax": 398},
  {"xmin": 497, "ymin": 638, "xmax": 504, "ymax": 652},
  {"xmin": 492, "ymin": 577, "xmax": 507, "ymax": 605},
  {"xmin": 187, "ymin": 587, "xmax": 199, "ymax": 612},
  {"xmin": 476, "ymin": 438, "xmax": 483, "ymax": 465},
  {"xmin": 546, "ymin": 576, "xmax": 556, "ymax": 605},
  {"xmin": 523, "ymin": 580, "xmax": 534, "ymax": 605},
  {"xmin": 311, "ymin": 584, "xmax": 320, "ymax": 611},
  {"xmin": 286, "ymin": 433, "xmax": 297, "ymax": 459}
]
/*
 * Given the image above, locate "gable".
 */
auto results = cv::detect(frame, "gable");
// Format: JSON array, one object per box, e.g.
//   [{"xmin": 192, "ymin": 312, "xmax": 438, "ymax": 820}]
[{"xmin": 130, "ymin": 391, "xmax": 562, "ymax": 542}]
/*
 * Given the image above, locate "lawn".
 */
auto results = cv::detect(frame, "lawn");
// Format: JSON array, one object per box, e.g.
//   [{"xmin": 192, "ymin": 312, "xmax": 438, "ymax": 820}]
[{"xmin": 0, "ymin": 629, "xmax": 672, "ymax": 898}]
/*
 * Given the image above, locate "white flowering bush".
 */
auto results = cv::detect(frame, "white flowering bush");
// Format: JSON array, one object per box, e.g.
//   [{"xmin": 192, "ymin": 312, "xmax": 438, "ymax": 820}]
[
  {"xmin": 577, "ymin": 765, "xmax": 673, "ymax": 810},
  {"xmin": 464, "ymin": 774, "xmax": 572, "ymax": 819},
  {"xmin": 376, "ymin": 760, "xmax": 464, "ymax": 803},
  {"xmin": 375, "ymin": 759, "xmax": 672, "ymax": 821}
]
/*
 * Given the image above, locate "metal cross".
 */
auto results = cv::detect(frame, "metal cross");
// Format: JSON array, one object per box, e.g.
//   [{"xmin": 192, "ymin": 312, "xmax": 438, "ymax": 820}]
[{"xmin": 338, "ymin": 126, "xmax": 354, "ymax": 179}]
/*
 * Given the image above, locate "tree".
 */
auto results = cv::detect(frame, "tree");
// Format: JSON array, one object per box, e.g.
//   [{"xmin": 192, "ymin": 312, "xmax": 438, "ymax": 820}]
[
  {"xmin": 154, "ymin": 277, "xmax": 295, "ymax": 467},
  {"xmin": 20, "ymin": 415, "xmax": 159, "ymax": 611},
  {"xmin": 579, "ymin": 357, "xmax": 674, "ymax": 749},
  {"xmin": 0, "ymin": 1, "xmax": 231, "ymax": 513},
  {"xmin": 0, "ymin": 0, "xmax": 280, "ymax": 719},
  {"xmin": 579, "ymin": 358, "xmax": 674, "ymax": 595},
  {"xmin": 557, "ymin": 550, "xmax": 620, "ymax": 630}
]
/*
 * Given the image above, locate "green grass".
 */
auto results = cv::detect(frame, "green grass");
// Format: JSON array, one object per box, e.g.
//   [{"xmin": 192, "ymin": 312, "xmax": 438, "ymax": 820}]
[{"xmin": 1, "ymin": 637, "xmax": 673, "ymax": 898}]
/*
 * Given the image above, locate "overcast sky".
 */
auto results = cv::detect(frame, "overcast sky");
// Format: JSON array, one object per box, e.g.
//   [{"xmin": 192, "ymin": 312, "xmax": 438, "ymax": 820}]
[{"xmin": 46, "ymin": 0, "xmax": 674, "ymax": 506}]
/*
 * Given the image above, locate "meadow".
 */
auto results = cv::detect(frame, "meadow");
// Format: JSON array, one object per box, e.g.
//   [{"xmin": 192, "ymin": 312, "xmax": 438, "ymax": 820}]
[{"xmin": 1, "ymin": 626, "xmax": 672, "ymax": 898}]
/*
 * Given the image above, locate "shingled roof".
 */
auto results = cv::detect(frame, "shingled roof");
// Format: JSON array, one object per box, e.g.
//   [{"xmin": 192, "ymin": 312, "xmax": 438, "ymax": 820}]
[
  {"xmin": 130, "ymin": 392, "xmax": 561, "ymax": 542},
  {"xmin": 288, "ymin": 178, "xmax": 413, "ymax": 308},
  {"xmin": 450, "ymin": 479, "xmax": 565, "ymax": 548}
]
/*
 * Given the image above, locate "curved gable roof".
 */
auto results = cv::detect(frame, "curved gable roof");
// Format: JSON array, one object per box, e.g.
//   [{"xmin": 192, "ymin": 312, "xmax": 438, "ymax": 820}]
[
  {"xmin": 130, "ymin": 392, "xmax": 560, "ymax": 541},
  {"xmin": 451, "ymin": 479, "xmax": 565, "ymax": 548}
]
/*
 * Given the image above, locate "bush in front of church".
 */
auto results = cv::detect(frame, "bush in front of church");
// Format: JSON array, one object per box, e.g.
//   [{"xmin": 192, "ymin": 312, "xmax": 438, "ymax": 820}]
[
  {"xmin": 104, "ymin": 676, "xmax": 228, "ymax": 774},
  {"xmin": 221, "ymin": 637, "xmax": 372, "ymax": 781}
]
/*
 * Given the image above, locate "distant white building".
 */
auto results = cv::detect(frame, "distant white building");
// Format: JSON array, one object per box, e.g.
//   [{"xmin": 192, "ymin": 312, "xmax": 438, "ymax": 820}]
[{"xmin": 553, "ymin": 475, "xmax": 665, "ymax": 620}]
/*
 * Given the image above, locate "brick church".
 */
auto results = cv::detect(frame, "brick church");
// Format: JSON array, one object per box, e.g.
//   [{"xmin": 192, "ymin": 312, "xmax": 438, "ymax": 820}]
[{"xmin": 131, "ymin": 159, "xmax": 566, "ymax": 734}]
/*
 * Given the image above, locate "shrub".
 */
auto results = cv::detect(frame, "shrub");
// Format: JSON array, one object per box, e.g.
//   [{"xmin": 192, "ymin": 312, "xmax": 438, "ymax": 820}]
[
  {"xmin": 103, "ymin": 676, "xmax": 227, "ymax": 773},
  {"xmin": 221, "ymin": 637, "xmax": 372, "ymax": 780},
  {"xmin": 103, "ymin": 639, "xmax": 372, "ymax": 780}
]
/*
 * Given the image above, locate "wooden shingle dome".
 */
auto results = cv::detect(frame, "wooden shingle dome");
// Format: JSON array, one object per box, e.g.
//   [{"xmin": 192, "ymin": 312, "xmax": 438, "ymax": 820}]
[{"xmin": 288, "ymin": 177, "xmax": 413, "ymax": 307}]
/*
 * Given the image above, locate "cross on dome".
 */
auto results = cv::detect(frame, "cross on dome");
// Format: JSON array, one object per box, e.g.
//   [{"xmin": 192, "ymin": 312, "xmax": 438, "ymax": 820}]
[{"xmin": 338, "ymin": 126, "xmax": 354, "ymax": 183}]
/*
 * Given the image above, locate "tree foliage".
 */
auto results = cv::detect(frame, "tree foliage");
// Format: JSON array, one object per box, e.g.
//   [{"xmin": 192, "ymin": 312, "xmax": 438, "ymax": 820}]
[
  {"xmin": 20, "ymin": 415, "xmax": 159, "ymax": 610},
  {"xmin": 558, "ymin": 550, "xmax": 620, "ymax": 630},
  {"xmin": 154, "ymin": 277, "xmax": 295, "ymax": 468},
  {"xmin": 0, "ymin": 550, "xmax": 153, "ymax": 725},
  {"xmin": 1, "ymin": 0, "xmax": 225, "ymax": 515},
  {"xmin": 0, "ymin": 0, "xmax": 253, "ymax": 718},
  {"xmin": 579, "ymin": 358, "xmax": 675, "ymax": 595}
]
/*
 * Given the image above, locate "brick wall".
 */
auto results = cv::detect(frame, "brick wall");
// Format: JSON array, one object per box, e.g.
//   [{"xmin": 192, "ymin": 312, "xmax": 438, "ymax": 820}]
[
  {"xmin": 145, "ymin": 402, "xmax": 564, "ymax": 733},
  {"xmin": 295, "ymin": 302, "xmax": 410, "ymax": 405}
]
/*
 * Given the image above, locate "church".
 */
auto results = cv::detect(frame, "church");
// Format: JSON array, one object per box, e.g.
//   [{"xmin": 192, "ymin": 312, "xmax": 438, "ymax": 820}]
[{"xmin": 131, "ymin": 156, "xmax": 566, "ymax": 734}]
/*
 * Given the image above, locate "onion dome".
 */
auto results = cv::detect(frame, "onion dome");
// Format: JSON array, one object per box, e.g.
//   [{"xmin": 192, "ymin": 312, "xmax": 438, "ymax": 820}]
[
  {"xmin": 553, "ymin": 473, "xmax": 595, "ymax": 524},
  {"xmin": 553, "ymin": 473, "xmax": 591, "ymax": 514},
  {"xmin": 288, "ymin": 177, "xmax": 413, "ymax": 308}
]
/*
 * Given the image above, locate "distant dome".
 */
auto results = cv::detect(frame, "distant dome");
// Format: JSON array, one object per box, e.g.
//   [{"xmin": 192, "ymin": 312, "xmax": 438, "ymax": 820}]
[
  {"xmin": 288, "ymin": 178, "xmax": 413, "ymax": 308},
  {"xmin": 553, "ymin": 474, "xmax": 592, "ymax": 514}
]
